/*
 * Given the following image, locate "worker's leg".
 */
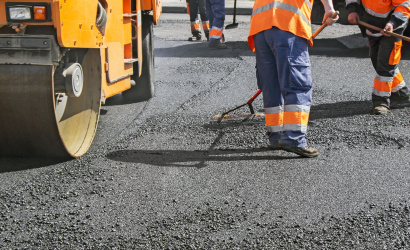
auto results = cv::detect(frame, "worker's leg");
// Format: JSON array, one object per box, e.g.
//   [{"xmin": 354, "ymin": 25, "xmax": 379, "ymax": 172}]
[
  {"xmin": 187, "ymin": 0, "xmax": 199, "ymax": 23},
  {"xmin": 368, "ymin": 36, "xmax": 380, "ymax": 71},
  {"xmin": 385, "ymin": 36, "xmax": 410, "ymax": 107},
  {"xmin": 198, "ymin": 0, "xmax": 209, "ymax": 40},
  {"xmin": 369, "ymin": 35, "xmax": 394, "ymax": 109},
  {"xmin": 270, "ymin": 28, "xmax": 312, "ymax": 147},
  {"xmin": 187, "ymin": 0, "xmax": 201, "ymax": 40},
  {"xmin": 198, "ymin": 0, "xmax": 208, "ymax": 22},
  {"xmin": 370, "ymin": 29, "xmax": 409, "ymax": 112},
  {"xmin": 208, "ymin": 0, "xmax": 225, "ymax": 45},
  {"xmin": 205, "ymin": 0, "xmax": 214, "ymax": 28},
  {"xmin": 390, "ymin": 67, "xmax": 410, "ymax": 107},
  {"xmin": 254, "ymin": 29, "xmax": 283, "ymax": 148}
]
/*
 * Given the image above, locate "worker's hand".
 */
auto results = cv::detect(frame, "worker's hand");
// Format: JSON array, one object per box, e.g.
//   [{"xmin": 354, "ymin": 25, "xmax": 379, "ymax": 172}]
[
  {"xmin": 381, "ymin": 23, "xmax": 393, "ymax": 36},
  {"xmin": 348, "ymin": 12, "xmax": 360, "ymax": 25},
  {"xmin": 323, "ymin": 10, "xmax": 339, "ymax": 26}
]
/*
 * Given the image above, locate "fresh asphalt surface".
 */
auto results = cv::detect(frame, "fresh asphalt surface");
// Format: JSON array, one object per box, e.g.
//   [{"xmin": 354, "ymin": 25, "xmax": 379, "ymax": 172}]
[{"xmin": 0, "ymin": 14, "xmax": 409, "ymax": 248}]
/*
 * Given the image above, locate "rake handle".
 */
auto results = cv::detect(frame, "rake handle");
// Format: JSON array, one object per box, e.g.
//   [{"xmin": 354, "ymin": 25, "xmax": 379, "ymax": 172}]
[
  {"xmin": 247, "ymin": 89, "xmax": 262, "ymax": 104},
  {"xmin": 312, "ymin": 11, "xmax": 339, "ymax": 39},
  {"xmin": 218, "ymin": 89, "xmax": 261, "ymax": 121},
  {"xmin": 357, "ymin": 20, "xmax": 410, "ymax": 42}
]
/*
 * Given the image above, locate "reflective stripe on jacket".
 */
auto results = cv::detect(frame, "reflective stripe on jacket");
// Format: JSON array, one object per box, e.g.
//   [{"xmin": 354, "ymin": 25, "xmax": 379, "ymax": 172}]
[
  {"xmin": 346, "ymin": 0, "xmax": 410, "ymax": 22},
  {"xmin": 247, "ymin": 0, "xmax": 313, "ymax": 52}
]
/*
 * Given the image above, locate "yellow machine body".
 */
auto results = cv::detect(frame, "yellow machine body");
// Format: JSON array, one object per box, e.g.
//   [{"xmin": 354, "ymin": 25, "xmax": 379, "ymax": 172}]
[
  {"xmin": 0, "ymin": 0, "xmax": 161, "ymax": 98},
  {"xmin": 0, "ymin": 0, "xmax": 161, "ymax": 158}
]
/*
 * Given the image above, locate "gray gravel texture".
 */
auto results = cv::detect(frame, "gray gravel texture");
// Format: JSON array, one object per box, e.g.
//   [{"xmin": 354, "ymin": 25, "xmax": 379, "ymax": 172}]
[{"xmin": 0, "ymin": 14, "xmax": 409, "ymax": 249}]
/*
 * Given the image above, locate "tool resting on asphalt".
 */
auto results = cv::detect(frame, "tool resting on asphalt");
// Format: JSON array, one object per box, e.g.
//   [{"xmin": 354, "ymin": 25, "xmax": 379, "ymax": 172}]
[{"xmin": 212, "ymin": 11, "xmax": 339, "ymax": 123}]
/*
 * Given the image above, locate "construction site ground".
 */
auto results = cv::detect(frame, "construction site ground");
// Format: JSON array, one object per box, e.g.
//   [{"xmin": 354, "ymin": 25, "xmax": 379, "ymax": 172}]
[{"xmin": 0, "ymin": 13, "xmax": 409, "ymax": 248}]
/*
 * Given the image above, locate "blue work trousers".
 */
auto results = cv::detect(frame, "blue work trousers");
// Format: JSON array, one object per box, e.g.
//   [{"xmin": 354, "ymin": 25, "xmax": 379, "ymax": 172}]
[{"xmin": 254, "ymin": 27, "xmax": 312, "ymax": 148}]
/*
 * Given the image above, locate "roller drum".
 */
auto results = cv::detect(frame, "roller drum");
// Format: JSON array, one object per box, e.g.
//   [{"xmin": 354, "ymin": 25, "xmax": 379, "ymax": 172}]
[{"xmin": 0, "ymin": 49, "xmax": 102, "ymax": 158}]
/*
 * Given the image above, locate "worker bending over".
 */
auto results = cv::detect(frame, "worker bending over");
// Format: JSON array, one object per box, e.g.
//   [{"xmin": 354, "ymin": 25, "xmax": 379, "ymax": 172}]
[
  {"xmin": 248, "ymin": 0, "xmax": 338, "ymax": 157},
  {"xmin": 186, "ymin": 0, "xmax": 210, "ymax": 41},
  {"xmin": 347, "ymin": 0, "xmax": 410, "ymax": 115}
]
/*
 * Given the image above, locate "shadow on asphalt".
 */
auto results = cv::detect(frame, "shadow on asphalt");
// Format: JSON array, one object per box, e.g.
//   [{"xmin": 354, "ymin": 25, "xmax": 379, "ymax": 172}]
[
  {"xmin": 155, "ymin": 34, "xmax": 410, "ymax": 59},
  {"xmin": 102, "ymin": 93, "xmax": 150, "ymax": 107},
  {"xmin": 310, "ymin": 34, "xmax": 410, "ymax": 59},
  {"xmin": 310, "ymin": 100, "xmax": 372, "ymax": 120},
  {"xmin": 204, "ymin": 100, "xmax": 373, "ymax": 125},
  {"xmin": 106, "ymin": 148, "xmax": 298, "ymax": 168},
  {"xmin": 0, "ymin": 158, "xmax": 66, "ymax": 173},
  {"xmin": 155, "ymin": 41, "xmax": 252, "ymax": 58},
  {"xmin": 309, "ymin": 43, "xmax": 369, "ymax": 58},
  {"xmin": 156, "ymin": 38, "xmax": 369, "ymax": 58},
  {"xmin": 107, "ymin": 128, "xmax": 300, "ymax": 167}
]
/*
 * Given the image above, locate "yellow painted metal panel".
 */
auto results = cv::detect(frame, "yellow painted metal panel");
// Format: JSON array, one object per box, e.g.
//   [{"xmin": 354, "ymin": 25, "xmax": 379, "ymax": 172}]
[
  {"xmin": 140, "ymin": 0, "xmax": 162, "ymax": 24},
  {"xmin": 100, "ymin": 47, "xmax": 131, "ymax": 99},
  {"xmin": 152, "ymin": 0, "xmax": 162, "ymax": 24},
  {"xmin": 57, "ymin": 0, "xmax": 104, "ymax": 47},
  {"xmin": 140, "ymin": 0, "xmax": 151, "ymax": 10},
  {"xmin": 57, "ymin": 0, "xmax": 134, "ymax": 94},
  {"xmin": 0, "ymin": 0, "xmax": 139, "ymax": 97},
  {"xmin": 105, "ymin": 42, "xmax": 132, "ymax": 83}
]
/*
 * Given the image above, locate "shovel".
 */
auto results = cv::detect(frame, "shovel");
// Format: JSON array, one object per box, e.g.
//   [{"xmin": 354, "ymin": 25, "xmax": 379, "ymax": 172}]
[{"xmin": 225, "ymin": 0, "xmax": 238, "ymax": 29}]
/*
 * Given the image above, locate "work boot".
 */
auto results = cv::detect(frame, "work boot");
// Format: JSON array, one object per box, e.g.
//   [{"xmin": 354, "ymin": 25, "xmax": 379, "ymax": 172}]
[
  {"xmin": 281, "ymin": 145, "xmax": 319, "ymax": 158},
  {"xmin": 209, "ymin": 34, "xmax": 226, "ymax": 49},
  {"xmin": 373, "ymin": 105, "xmax": 389, "ymax": 115},
  {"xmin": 188, "ymin": 30, "xmax": 202, "ymax": 41},
  {"xmin": 209, "ymin": 43, "xmax": 227, "ymax": 49},
  {"xmin": 267, "ymin": 143, "xmax": 281, "ymax": 151}
]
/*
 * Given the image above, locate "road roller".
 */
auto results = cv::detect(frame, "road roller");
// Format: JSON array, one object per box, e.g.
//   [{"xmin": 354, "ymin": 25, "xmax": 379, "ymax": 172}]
[{"xmin": 0, "ymin": 0, "xmax": 161, "ymax": 158}]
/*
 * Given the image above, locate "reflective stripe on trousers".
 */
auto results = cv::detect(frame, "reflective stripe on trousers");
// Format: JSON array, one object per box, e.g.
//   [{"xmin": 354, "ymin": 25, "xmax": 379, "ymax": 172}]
[
  {"xmin": 202, "ymin": 21, "xmax": 210, "ymax": 32},
  {"xmin": 254, "ymin": 27, "xmax": 312, "ymax": 148},
  {"xmin": 206, "ymin": 0, "xmax": 225, "ymax": 44},
  {"xmin": 369, "ymin": 30, "xmax": 408, "ymax": 105},
  {"xmin": 190, "ymin": 20, "xmax": 200, "ymax": 31}
]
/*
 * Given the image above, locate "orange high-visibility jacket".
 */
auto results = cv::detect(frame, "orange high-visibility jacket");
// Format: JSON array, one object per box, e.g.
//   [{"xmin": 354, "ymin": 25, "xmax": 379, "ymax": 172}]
[
  {"xmin": 248, "ymin": 0, "xmax": 314, "ymax": 52},
  {"xmin": 346, "ymin": 0, "xmax": 410, "ymax": 27}
]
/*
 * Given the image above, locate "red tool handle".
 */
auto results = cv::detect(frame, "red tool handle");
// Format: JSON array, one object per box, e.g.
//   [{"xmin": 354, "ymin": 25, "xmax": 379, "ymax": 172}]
[{"xmin": 247, "ymin": 89, "xmax": 262, "ymax": 104}]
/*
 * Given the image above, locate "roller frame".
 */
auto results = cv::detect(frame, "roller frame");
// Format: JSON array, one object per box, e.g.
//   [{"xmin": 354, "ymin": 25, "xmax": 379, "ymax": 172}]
[{"xmin": 0, "ymin": 35, "xmax": 102, "ymax": 158}]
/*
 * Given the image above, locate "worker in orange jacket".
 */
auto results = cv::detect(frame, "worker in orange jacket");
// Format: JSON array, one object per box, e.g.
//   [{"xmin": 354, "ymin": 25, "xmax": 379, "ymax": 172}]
[
  {"xmin": 347, "ymin": 0, "xmax": 410, "ymax": 115},
  {"xmin": 248, "ymin": 0, "xmax": 338, "ymax": 158}
]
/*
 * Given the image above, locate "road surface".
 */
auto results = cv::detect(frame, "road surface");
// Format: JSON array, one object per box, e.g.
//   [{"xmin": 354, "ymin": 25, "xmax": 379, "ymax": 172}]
[{"xmin": 0, "ymin": 13, "xmax": 409, "ymax": 248}]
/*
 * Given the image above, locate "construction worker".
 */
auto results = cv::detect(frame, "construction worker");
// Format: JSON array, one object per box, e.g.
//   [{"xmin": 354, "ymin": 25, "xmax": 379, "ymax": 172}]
[
  {"xmin": 186, "ymin": 0, "xmax": 210, "ymax": 41},
  {"xmin": 206, "ymin": 0, "xmax": 226, "ymax": 49},
  {"xmin": 346, "ymin": 0, "xmax": 410, "ymax": 115},
  {"xmin": 248, "ymin": 0, "xmax": 338, "ymax": 158}
]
